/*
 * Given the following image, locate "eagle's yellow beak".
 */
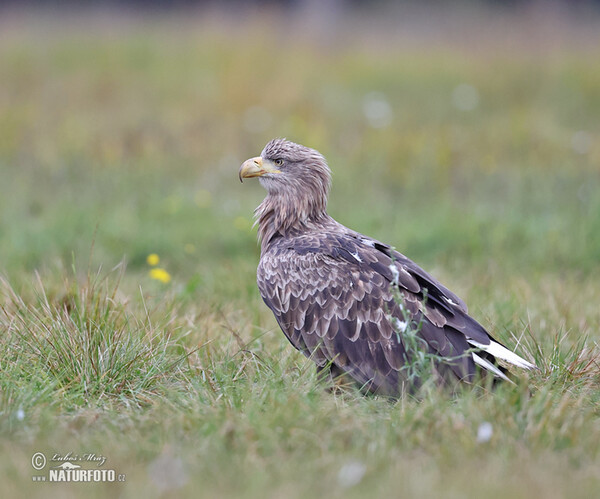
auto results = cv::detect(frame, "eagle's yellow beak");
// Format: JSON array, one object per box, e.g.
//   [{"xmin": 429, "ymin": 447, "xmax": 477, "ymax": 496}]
[{"xmin": 239, "ymin": 157, "xmax": 281, "ymax": 182}]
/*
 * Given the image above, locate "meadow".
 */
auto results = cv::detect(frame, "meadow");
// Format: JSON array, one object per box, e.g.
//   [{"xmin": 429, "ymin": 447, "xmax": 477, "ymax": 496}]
[{"xmin": 1, "ymin": 8, "xmax": 599, "ymax": 498}]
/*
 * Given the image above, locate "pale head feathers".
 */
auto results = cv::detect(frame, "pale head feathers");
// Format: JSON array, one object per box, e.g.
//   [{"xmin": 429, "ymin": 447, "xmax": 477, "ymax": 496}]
[{"xmin": 254, "ymin": 139, "xmax": 332, "ymax": 248}]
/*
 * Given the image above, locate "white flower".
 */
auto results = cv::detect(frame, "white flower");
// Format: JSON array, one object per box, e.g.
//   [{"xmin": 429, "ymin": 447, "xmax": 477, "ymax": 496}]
[
  {"xmin": 476, "ymin": 422, "xmax": 493, "ymax": 443},
  {"xmin": 337, "ymin": 460, "xmax": 366, "ymax": 488},
  {"xmin": 363, "ymin": 92, "xmax": 393, "ymax": 128}
]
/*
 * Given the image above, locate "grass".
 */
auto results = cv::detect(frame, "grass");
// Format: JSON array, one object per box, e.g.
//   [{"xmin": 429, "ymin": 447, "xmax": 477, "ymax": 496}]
[
  {"xmin": 1, "ymin": 6, "xmax": 600, "ymax": 498},
  {"xmin": 0, "ymin": 265, "xmax": 191, "ymax": 415}
]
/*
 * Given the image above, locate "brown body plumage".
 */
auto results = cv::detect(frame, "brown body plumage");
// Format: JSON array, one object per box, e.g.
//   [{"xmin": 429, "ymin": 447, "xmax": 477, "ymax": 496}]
[{"xmin": 240, "ymin": 139, "xmax": 535, "ymax": 395}]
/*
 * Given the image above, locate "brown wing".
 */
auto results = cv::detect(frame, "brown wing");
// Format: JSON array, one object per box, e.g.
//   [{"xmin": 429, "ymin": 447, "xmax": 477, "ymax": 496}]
[{"xmin": 256, "ymin": 232, "xmax": 503, "ymax": 395}]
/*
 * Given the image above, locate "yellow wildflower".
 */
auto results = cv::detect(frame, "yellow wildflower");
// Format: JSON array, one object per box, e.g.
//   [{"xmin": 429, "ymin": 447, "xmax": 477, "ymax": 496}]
[
  {"xmin": 147, "ymin": 253, "xmax": 160, "ymax": 266},
  {"xmin": 149, "ymin": 268, "xmax": 171, "ymax": 284}
]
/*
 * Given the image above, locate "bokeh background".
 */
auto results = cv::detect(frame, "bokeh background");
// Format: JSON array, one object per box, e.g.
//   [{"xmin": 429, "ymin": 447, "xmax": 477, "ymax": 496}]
[
  {"xmin": 1, "ymin": 0, "xmax": 599, "ymax": 280},
  {"xmin": 1, "ymin": 1, "xmax": 599, "ymax": 498}
]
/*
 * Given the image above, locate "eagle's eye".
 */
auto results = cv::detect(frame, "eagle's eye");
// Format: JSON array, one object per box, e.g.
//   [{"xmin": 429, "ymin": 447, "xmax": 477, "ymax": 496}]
[{"xmin": 274, "ymin": 158, "xmax": 284, "ymax": 167}]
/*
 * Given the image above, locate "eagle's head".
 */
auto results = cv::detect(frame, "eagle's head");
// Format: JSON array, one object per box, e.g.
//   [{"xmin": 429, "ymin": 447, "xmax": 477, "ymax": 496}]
[
  {"xmin": 239, "ymin": 138, "xmax": 331, "ymax": 200},
  {"xmin": 239, "ymin": 139, "xmax": 333, "ymax": 242}
]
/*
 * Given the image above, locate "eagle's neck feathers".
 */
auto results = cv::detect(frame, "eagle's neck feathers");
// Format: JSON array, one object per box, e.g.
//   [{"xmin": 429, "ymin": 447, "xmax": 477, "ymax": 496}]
[{"xmin": 255, "ymin": 187, "xmax": 329, "ymax": 253}]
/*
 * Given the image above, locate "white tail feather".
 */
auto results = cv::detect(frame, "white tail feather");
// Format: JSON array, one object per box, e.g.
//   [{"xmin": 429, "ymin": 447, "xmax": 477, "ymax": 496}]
[
  {"xmin": 468, "ymin": 339, "xmax": 536, "ymax": 370},
  {"xmin": 472, "ymin": 353, "xmax": 512, "ymax": 382}
]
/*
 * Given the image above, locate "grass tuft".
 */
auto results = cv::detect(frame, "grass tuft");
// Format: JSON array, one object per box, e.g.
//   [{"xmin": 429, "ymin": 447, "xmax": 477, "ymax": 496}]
[{"xmin": 0, "ymin": 265, "xmax": 192, "ymax": 418}]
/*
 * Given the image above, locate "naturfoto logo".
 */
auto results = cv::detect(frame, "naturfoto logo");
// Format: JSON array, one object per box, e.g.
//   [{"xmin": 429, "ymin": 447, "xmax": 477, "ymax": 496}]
[{"xmin": 31, "ymin": 452, "xmax": 125, "ymax": 483}]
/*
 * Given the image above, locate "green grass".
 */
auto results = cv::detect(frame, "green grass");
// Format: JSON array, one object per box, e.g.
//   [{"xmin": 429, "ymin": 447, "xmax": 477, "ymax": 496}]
[{"xmin": 1, "ymin": 8, "xmax": 600, "ymax": 498}]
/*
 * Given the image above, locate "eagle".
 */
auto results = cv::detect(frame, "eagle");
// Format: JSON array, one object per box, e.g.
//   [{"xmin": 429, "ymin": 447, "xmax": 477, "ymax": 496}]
[{"xmin": 239, "ymin": 138, "xmax": 536, "ymax": 395}]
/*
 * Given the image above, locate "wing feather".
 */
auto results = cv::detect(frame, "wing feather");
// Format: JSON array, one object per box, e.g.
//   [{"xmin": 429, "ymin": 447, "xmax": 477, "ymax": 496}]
[{"xmin": 257, "ymin": 230, "xmax": 533, "ymax": 395}]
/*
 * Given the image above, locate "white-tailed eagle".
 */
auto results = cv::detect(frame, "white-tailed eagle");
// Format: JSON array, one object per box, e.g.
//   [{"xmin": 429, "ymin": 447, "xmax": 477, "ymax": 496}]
[{"xmin": 239, "ymin": 138, "xmax": 535, "ymax": 395}]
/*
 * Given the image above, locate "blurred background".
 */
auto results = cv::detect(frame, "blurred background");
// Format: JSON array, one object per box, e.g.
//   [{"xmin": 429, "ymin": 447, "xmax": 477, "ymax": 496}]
[
  {"xmin": 2, "ymin": 3, "xmax": 600, "ymax": 497},
  {"xmin": 0, "ymin": 0, "xmax": 599, "ymax": 293}
]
